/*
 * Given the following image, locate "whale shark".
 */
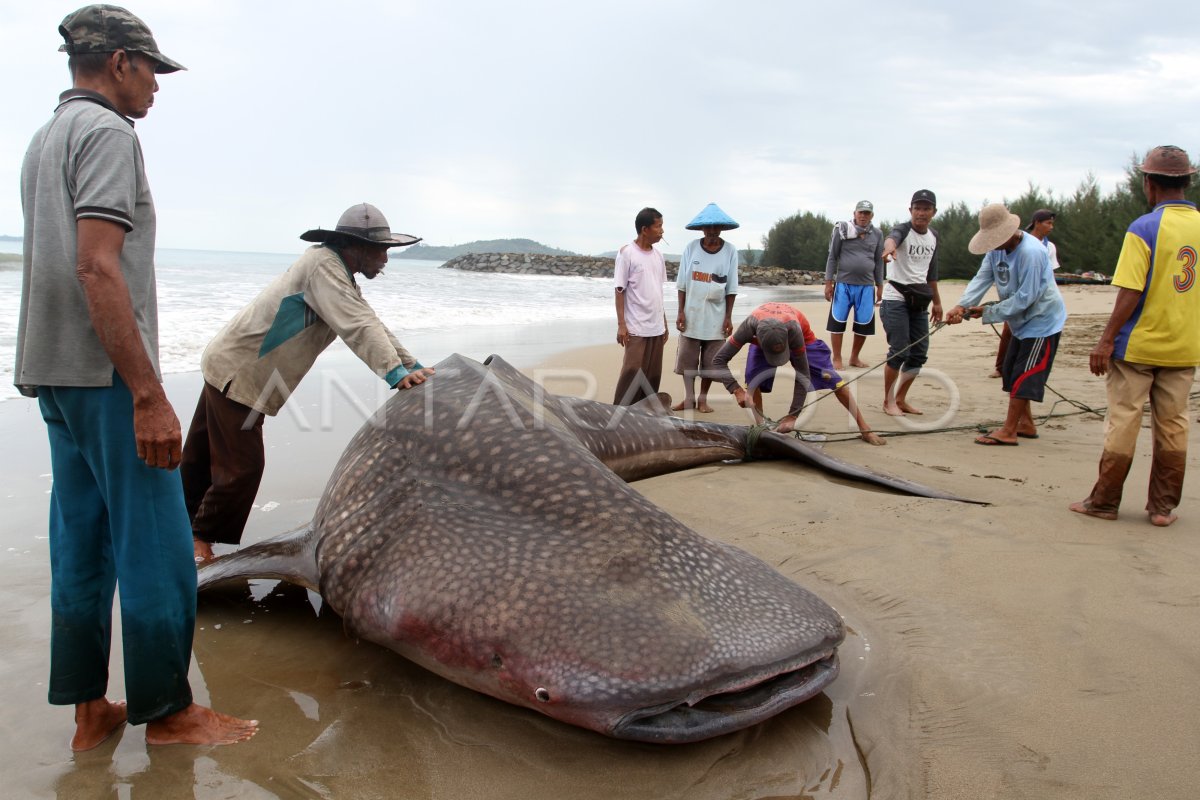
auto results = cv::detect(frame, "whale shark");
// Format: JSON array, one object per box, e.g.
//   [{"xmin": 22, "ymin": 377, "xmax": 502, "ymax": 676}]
[{"xmin": 198, "ymin": 353, "xmax": 971, "ymax": 742}]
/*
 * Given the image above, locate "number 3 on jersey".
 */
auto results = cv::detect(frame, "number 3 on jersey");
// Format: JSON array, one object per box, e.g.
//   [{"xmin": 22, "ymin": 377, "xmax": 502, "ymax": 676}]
[{"xmin": 1175, "ymin": 246, "xmax": 1197, "ymax": 293}]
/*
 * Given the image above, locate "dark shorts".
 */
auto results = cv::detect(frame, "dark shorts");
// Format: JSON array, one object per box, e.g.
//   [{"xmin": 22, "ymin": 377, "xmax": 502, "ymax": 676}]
[
  {"xmin": 746, "ymin": 340, "xmax": 844, "ymax": 393},
  {"xmin": 1002, "ymin": 331, "xmax": 1059, "ymax": 402},
  {"xmin": 827, "ymin": 283, "xmax": 877, "ymax": 336},
  {"xmin": 674, "ymin": 336, "xmax": 724, "ymax": 376},
  {"xmin": 879, "ymin": 299, "xmax": 929, "ymax": 373}
]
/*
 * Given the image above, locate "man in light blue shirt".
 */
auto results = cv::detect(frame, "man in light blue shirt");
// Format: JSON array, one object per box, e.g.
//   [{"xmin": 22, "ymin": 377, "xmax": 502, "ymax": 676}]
[{"xmin": 947, "ymin": 203, "xmax": 1067, "ymax": 446}]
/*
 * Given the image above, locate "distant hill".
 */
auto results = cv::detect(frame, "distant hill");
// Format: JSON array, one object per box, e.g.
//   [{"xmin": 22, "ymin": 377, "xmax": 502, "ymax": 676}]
[
  {"xmin": 393, "ymin": 238, "xmax": 578, "ymax": 260},
  {"xmin": 0, "ymin": 235, "xmax": 21, "ymax": 242}
]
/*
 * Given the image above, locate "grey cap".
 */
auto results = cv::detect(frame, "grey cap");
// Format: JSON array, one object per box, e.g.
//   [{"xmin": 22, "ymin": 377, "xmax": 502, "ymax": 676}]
[
  {"xmin": 756, "ymin": 318, "xmax": 793, "ymax": 367},
  {"xmin": 300, "ymin": 203, "xmax": 422, "ymax": 247},
  {"xmin": 58, "ymin": 5, "xmax": 186, "ymax": 74},
  {"xmin": 855, "ymin": 200, "xmax": 874, "ymax": 213}
]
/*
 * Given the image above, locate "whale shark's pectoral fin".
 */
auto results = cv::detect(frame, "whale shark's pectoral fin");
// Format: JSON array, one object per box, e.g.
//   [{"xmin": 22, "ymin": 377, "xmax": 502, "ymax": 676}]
[
  {"xmin": 632, "ymin": 392, "xmax": 673, "ymax": 416},
  {"xmin": 754, "ymin": 430, "xmax": 987, "ymax": 504},
  {"xmin": 196, "ymin": 524, "xmax": 322, "ymax": 592}
]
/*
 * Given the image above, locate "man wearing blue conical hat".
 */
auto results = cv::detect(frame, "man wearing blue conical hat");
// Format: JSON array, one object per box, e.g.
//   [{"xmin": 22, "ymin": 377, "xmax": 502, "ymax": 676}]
[{"xmin": 672, "ymin": 203, "xmax": 740, "ymax": 412}]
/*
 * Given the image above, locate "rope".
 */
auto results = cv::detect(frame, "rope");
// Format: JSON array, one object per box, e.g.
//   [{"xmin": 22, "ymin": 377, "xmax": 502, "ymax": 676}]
[
  {"xmin": 742, "ymin": 423, "xmax": 773, "ymax": 460},
  {"xmin": 798, "ymin": 319, "xmax": 951, "ymax": 411},
  {"xmin": 763, "ymin": 310, "xmax": 1199, "ymax": 443}
]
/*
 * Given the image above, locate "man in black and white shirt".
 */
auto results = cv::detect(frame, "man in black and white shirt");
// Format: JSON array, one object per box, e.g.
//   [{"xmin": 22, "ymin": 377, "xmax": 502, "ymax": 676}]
[{"xmin": 880, "ymin": 189, "xmax": 943, "ymax": 416}]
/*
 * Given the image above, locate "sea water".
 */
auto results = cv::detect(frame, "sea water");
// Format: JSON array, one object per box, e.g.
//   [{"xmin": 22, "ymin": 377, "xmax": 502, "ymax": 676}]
[{"xmin": 0, "ymin": 242, "xmax": 786, "ymax": 403}]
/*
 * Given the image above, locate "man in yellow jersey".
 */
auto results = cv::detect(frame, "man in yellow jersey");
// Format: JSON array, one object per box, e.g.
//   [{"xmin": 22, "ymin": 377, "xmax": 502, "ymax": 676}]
[{"xmin": 1070, "ymin": 145, "xmax": 1200, "ymax": 528}]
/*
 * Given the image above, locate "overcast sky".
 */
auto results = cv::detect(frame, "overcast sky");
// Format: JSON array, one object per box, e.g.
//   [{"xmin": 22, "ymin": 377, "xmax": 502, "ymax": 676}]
[{"xmin": 2, "ymin": 0, "xmax": 1197, "ymax": 256}]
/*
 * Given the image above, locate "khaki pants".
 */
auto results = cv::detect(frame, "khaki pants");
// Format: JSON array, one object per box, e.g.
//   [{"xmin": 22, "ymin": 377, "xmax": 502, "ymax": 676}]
[{"xmin": 1084, "ymin": 359, "xmax": 1194, "ymax": 516}]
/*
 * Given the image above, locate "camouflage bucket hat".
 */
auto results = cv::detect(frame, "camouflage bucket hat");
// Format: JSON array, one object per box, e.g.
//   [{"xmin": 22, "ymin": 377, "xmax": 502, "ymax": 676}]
[
  {"xmin": 58, "ymin": 5, "xmax": 186, "ymax": 74},
  {"xmin": 300, "ymin": 203, "xmax": 422, "ymax": 247}
]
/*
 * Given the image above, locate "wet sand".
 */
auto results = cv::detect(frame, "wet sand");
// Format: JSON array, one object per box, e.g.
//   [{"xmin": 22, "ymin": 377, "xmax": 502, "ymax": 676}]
[{"xmin": 2, "ymin": 286, "xmax": 1199, "ymax": 798}]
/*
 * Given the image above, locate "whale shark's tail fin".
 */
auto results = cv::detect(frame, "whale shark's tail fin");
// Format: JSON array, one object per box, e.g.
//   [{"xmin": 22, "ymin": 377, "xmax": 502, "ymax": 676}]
[
  {"xmin": 197, "ymin": 524, "xmax": 322, "ymax": 592},
  {"xmin": 754, "ymin": 429, "xmax": 987, "ymax": 504}
]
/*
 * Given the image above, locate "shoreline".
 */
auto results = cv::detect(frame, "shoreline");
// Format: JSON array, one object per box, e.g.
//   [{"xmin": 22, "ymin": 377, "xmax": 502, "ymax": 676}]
[{"xmin": 2, "ymin": 283, "xmax": 1199, "ymax": 797}]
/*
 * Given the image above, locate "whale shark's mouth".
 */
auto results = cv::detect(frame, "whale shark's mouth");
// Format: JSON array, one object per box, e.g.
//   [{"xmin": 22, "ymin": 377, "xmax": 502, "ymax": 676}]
[{"xmin": 610, "ymin": 652, "xmax": 840, "ymax": 743}]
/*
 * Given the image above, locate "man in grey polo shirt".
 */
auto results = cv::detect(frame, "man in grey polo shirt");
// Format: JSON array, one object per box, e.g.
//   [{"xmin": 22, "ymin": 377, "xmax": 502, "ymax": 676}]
[{"xmin": 16, "ymin": 5, "xmax": 256, "ymax": 750}]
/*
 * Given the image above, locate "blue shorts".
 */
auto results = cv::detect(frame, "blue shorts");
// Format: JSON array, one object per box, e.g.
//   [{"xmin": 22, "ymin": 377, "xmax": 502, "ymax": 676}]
[
  {"xmin": 826, "ymin": 283, "xmax": 877, "ymax": 336},
  {"xmin": 747, "ymin": 340, "xmax": 845, "ymax": 393}
]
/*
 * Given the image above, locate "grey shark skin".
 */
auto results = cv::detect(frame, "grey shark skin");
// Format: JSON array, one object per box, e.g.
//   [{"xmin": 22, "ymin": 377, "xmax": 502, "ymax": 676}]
[{"xmin": 198, "ymin": 354, "xmax": 971, "ymax": 743}]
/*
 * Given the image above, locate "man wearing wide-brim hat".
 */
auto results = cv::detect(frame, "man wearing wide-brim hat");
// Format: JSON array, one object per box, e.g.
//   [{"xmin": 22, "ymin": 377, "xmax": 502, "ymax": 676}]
[
  {"xmin": 1070, "ymin": 145, "xmax": 1200, "ymax": 528},
  {"xmin": 181, "ymin": 203, "xmax": 433, "ymax": 564},
  {"xmin": 946, "ymin": 202, "xmax": 1067, "ymax": 446},
  {"xmin": 673, "ymin": 203, "xmax": 740, "ymax": 413}
]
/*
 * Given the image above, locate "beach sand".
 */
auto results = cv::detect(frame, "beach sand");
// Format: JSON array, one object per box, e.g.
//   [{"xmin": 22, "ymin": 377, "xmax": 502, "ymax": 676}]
[{"xmin": 2, "ymin": 285, "xmax": 1198, "ymax": 799}]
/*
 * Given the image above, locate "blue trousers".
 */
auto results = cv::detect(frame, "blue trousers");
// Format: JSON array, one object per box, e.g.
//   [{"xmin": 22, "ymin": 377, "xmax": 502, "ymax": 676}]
[{"xmin": 39, "ymin": 375, "xmax": 195, "ymax": 725}]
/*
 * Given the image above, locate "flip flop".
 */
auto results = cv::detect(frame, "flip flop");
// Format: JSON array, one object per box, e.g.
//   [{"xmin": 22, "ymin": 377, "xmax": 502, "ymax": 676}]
[
  {"xmin": 975, "ymin": 435, "xmax": 1018, "ymax": 446},
  {"xmin": 1017, "ymin": 432, "xmax": 1039, "ymax": 439}
]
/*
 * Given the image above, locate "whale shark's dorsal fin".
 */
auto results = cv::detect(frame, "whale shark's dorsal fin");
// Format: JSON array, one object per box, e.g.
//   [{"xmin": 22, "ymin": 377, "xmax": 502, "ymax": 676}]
[{"xmin": 196, "ymin": 524, "xmax": 321, "ymax": 592}]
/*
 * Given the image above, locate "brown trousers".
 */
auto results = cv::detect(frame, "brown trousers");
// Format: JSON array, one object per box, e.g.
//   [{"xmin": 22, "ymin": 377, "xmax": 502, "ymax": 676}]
[
  {"xmin": 613, "ymin": 334, "xmax": 665, "ymax": 405},
  {"xmin": 179, "ymin": 381, "xmax": 266, "ymax": 545},
  {"xmin": 1083, "ymin": 360, "xmax": 1194, "ymax": 516}
]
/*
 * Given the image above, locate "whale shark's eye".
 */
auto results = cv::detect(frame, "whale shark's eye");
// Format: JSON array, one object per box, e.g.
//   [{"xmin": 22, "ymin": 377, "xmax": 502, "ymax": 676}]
[{"xmin": 535, "ymin": 688, "xmax": 550, "ymax": 702}]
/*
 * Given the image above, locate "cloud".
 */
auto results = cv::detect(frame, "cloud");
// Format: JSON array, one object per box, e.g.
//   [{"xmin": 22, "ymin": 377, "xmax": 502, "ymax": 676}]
[{"xmin": 1, "ymin": 0, "xmax": 1197, "ymax": 253}]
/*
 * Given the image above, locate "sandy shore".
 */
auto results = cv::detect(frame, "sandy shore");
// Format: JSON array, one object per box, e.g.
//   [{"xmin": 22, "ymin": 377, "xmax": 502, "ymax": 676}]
[{"xmin": 1, "ymin": 284, "xmax": 1198, "ymax": 798}]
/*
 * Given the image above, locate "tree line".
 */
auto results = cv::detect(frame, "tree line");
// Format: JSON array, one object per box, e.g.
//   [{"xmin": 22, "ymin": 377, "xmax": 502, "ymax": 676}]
[{"xmin": 759, "ymin": 153, "xmax": 1200, "ymax": 279}]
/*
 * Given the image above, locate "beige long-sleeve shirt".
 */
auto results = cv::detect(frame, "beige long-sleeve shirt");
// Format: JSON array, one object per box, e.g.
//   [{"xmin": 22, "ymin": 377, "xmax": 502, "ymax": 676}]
[{"xmin": 201, "ymin": 245, "xmax": 419, "ymax": 415}]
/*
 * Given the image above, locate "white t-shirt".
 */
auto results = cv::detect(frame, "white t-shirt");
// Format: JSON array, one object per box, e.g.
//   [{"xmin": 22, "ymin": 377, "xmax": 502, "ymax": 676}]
[
  {"xmin": 614, "ymin": 241, "xmax": 666, "ymax": 336},
  {"xmin": 883, "ymin": 225, "xmax": 938, "ymax": 303}
]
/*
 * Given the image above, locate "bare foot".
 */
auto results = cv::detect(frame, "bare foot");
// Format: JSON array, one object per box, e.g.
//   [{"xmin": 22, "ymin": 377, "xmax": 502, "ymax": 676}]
[
  {"xmin": 988, "ymin": 369, "xmax": 1001, "ymax": 379},
  {"xmin": 145, "ymin": 703, "xmax": 258, "ymax": 746},
  {"xmin": 1068, "ymin": 500, "xmax": 1117, "ymax": 521},
  {"xmin": 831, "ymin": 357, "xmax": 844, "ymax": 370},
  {"xmin": 670, "ymin": 400, "xmax": 693, "ymax": 412},
  {"xmin": 883, "ymin": 403, "xmax": 905, "ymax": 416},
  {"xmin": 896, "ymin": 401, "xmax": 923, "ymax": 415},
  {"xmin": 1149, "ymin": 511, "xmax": 1178, "ymax": 527},
  {"xmin": 194, "ymin": 538, "xmax": 215, "ymax": 565},
  {"xmin": 861, "ymin": 431, "xmax": 886, "ymax": 446},
  {"xmin": 848, "ymin": 358, "xmax": 869, "ymax": 368},
  {"xmin": 696, "ymin": 401, "xmax": 714, "ymax": 413},
  {"xmin": 72, "ymin": 698, "xmax": 128, "ymax": 752}
]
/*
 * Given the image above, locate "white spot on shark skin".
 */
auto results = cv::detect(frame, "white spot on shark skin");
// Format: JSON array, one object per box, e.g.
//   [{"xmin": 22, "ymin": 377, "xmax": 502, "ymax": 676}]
[{"xmin": 259, "ymin": 501, "xmax": 280, "ymax": 513}]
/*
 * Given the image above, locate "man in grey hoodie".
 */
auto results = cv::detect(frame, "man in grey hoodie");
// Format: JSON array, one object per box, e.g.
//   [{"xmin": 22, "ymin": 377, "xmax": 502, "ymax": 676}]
[{"xmin": 824, "ymin": 200, "xmax": 884, "ymax": 370}]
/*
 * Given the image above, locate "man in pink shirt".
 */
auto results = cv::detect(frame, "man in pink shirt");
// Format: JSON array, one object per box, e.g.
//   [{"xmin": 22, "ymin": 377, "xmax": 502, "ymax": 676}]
[{"xmin": 613, "ymin": 207, "xmax": 669, "ymax": 404}]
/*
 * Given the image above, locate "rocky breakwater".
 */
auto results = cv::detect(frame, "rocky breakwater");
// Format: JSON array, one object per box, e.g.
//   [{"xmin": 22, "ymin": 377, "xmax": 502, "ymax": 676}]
[{"xmin": 440, "ymin": 252, "xmax": 823, "ymax": 286}]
